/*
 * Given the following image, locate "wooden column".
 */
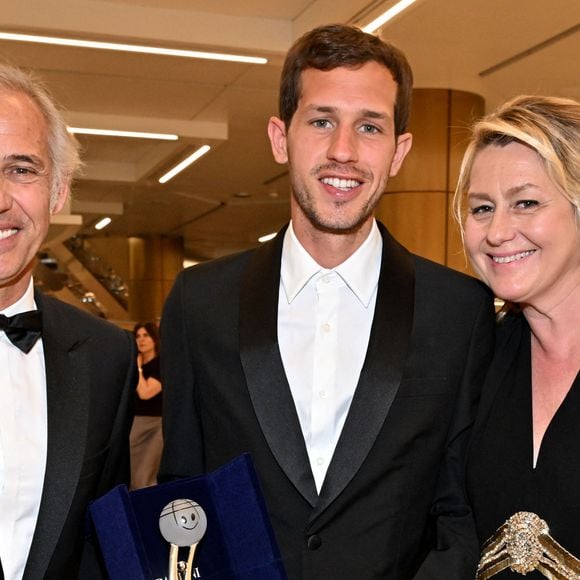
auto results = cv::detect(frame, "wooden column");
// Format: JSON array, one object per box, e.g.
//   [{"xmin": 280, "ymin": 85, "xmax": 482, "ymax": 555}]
[
  {"xmin": 375, "ymin": 89, "xmax": 484, "ymax": 274},
  {"xmin": 128, "ymin": 235, "xmax": 184, "ymax": 323}
]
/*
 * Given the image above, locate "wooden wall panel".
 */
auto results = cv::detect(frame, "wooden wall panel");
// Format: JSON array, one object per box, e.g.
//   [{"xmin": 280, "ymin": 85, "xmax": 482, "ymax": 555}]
[
  {"xmin": 382, "ymin": 89, "xmax": 484, "ymax": 272},
  {"xmin": 388, "ymin": 90, "xmax": 449, "ymax": 194},
  {"xmin": 448, "ymin": 91, "xmax": 485, "ymax": 189},
  {"xmin": 376, "ymin": 192, "xmax": 447, "ymax": 264},
  {"xmin": 128, "ymin": 235, "xmax": 184, "ymax": 322}
]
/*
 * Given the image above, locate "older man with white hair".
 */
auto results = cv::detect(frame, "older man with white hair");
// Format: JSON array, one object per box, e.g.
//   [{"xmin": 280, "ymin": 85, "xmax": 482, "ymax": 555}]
[{"xmin": 0, "ymin": 64, "xmax": 136, "ymax": 580}]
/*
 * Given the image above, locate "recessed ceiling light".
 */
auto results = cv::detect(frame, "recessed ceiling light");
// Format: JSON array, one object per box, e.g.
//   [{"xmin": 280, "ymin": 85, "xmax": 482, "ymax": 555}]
[
  {"xmin": 158, "ymin": 145, "xmax": 211, "ymax": 184},
  {"xmin": 0, "ymin": 31, "xmax": 268, "ymax": 65},
  {"xmin": 68, "ymin": 127, "xmax": 179, "ymax": 140}
]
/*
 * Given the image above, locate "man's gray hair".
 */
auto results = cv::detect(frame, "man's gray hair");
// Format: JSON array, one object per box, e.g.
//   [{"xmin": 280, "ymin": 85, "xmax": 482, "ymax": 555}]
[{"xmin": 0, "ymin": 63, "xmax": 81, "ymax": 205}]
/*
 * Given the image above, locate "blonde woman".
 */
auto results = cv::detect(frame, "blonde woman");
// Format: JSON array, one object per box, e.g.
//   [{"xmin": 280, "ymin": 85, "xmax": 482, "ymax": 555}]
[{"xmin": 454, "ymin": 95, "xmax": 580, "ymax": 578}]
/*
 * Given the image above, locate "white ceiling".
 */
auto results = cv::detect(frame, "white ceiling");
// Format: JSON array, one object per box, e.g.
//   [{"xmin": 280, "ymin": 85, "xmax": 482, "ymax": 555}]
[{"xmin": 2, "ymin": 0, "xmax": 579, "ymax": 260}]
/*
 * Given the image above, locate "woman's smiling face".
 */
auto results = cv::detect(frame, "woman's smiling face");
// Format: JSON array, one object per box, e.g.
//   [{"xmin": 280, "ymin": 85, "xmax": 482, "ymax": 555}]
[{"xmin": 465, "ymin": 141, "xmax": 580, "ymax": 310}]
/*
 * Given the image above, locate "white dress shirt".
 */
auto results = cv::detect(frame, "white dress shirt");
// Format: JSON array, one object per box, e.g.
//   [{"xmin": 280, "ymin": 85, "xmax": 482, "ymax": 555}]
[
  {"xmin": 0, "ymin": 279, "xmax": 47, "ymax": 580},
  {"xmin": 278, "ymin": 221, "xmax": 382, "ymax": 492}
]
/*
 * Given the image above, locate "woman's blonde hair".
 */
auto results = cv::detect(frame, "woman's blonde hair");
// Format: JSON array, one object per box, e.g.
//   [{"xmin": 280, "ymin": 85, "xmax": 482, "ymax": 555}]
[{"xmin": 453, "ymin": 95, "xmax": 580, "ymax": 234}]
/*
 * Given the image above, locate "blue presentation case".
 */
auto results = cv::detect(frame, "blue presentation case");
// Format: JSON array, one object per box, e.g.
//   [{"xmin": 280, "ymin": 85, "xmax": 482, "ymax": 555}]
[{"xmin": 89, "ymin": 454, "xmax": 287, "ymax": 580}]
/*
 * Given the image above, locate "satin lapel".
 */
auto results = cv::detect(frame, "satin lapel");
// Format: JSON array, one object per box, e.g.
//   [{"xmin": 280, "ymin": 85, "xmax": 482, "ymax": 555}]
[
  {"xmin": 24, "ymin": 292, "xmax": 90, "ymax": 578},
  {"xmin": 313, "ymin": 223, "xmax": 415, "ymax": 518},
  {"xmin": 471, "ymin": 315, "xmax": 523, "ymax": 437},
  {"xmin": 239, "ymin": 226, "xmax": 318, "ymax": 507}
]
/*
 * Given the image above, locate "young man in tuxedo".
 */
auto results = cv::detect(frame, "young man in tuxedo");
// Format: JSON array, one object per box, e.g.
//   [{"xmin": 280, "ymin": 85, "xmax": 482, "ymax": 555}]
[
  {"xmin": 160, "ymin": 24, "xmax": 494, "ymax": 579},
  {"xmin": 0, "ymin": 65, "xmax": 136, "ymax": 579}
]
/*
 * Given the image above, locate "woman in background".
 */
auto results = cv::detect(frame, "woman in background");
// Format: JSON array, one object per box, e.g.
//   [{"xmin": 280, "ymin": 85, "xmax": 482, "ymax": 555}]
[
  {"xmin": 454, "ymin": 95, "xmax": 580, "ymax": 578},
  {"xmin": 130, "ymin": 321, "xmax": 163, "ymax": 489}
]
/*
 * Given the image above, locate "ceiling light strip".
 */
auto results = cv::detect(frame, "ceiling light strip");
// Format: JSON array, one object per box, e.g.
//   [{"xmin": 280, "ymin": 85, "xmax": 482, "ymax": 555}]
[
  {"xmin": 94, "ymin": 217, "xmax": 112, "ymax": 230},
  {"xmin": 258, "ymin": 232, "xmax": 277, "ymax": 243},
  {"xmin": 68, "ymin": 127, "xmax": 179, "ymax": 140},
  {"xmin": 159, "ymin": 145, "xmax": 211, "ymax": 184},
  {"xmin": 0, "ymin": 31, "xmax": 268, "ymax": 65},
  {"xmin": 362, "ymin": 0, "xmax": 417, "ymax": 33}
]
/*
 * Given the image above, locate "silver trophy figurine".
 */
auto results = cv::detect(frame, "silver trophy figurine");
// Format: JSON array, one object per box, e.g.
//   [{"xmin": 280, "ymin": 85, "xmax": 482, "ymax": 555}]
[{"xmin": 159, "ymin": 499, "xmax": 208, "ymax": 580}]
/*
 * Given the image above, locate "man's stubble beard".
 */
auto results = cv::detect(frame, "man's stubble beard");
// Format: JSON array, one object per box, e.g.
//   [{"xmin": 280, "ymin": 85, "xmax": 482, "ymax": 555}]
[{"xmin": 291, "ymin": 175, "xmax": 386, "ymax": 235}]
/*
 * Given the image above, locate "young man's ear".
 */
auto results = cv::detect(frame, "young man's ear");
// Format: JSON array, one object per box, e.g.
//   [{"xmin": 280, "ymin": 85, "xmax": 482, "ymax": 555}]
[
  {"xmin": 389, "ymin": 132, "xmax": 413, "ymax": 177},
  {"xmin": 268, "ymin": 116, "xmax": 289, "ymax": 164}
]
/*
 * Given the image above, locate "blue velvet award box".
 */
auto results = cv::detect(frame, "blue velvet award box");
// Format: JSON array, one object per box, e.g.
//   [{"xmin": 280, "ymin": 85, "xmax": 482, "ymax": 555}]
[{"xmin": 88, "ymin": 454, "xmax": 287, "ymax": 580}]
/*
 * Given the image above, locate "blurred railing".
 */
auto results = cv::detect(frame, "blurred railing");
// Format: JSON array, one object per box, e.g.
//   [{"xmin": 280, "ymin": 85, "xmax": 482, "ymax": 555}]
[{"xmin": 64, "ymin": 236, "xmax": 129, "ymax": 310}]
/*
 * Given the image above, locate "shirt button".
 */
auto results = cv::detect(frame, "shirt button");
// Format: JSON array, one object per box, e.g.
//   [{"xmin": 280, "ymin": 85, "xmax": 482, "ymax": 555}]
[
  {"xmin": 319, "ymin": 390, "xmax": 327, "ymax": 399},
  {"xmin": 316, "ymin": 457, "xmax": 325, "ymax": 466},
  {"xmin": 321, "ymin": 323, "xmax": 331, "ymax": 333},
  {"xmin": 322, "ymin": 275, "xmax": 331, "ymax": 284},
  {"xmin": 307, "ymin": 534, "xmax": 322, "ymax": 550}
]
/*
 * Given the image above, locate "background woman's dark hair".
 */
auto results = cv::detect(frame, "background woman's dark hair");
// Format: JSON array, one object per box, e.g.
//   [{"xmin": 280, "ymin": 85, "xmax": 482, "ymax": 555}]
[
  {"xmin": 279, "ymin": 23, "xmax": 413, "ymax": 136},
  {"xmin": 133, "ymin": 321, "xmax": 160, "ymax": 355}
]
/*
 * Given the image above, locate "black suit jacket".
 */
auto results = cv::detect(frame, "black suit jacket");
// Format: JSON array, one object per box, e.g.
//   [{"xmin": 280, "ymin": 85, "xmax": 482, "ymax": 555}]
[
  {"xmin": 1, "ymin": 291, "xmax": 136, "ymax": 580},
  {"xmin": 160, "ymin": 222, "xmax": 494, "ymax": 579}
]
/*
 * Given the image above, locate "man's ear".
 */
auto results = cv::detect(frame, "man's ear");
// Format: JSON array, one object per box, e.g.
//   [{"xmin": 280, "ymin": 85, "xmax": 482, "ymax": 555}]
[
  {"xmin": 389, "ymin": 132, "xmax": 413, "ymax": 177},
  {"xmin": 268, "ymin": 116, "xmax": 289, "ymax": 164},
  {"xmin": 49, "ymin": 178, "xmax": 70, "ymax": 215}
]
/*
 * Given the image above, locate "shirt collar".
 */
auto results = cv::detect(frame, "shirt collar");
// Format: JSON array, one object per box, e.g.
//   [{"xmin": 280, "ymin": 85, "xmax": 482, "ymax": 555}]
[
  {"xmin": 1, "ymin": 278, "xmax": 37, "ymax": 316},
  {"xmin": 281, "ymin": 220, "xmax": 382, "ymax": 307}
]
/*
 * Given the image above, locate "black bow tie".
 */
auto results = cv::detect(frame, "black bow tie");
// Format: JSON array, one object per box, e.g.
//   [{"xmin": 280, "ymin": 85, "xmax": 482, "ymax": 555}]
[{"xmin": 0, "ymin": 310, "xmax": 43, "ymax": 353}]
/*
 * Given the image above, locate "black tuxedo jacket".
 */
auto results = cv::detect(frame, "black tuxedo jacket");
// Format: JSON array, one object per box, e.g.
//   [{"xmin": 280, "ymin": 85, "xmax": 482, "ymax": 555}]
[
  {"xmin": 159, "ymin": 222, "xmax": 494, "ymax": 579},
  {"xmin": 0, "ymin": 291, "xmax": 136, "ymax": 580}
]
